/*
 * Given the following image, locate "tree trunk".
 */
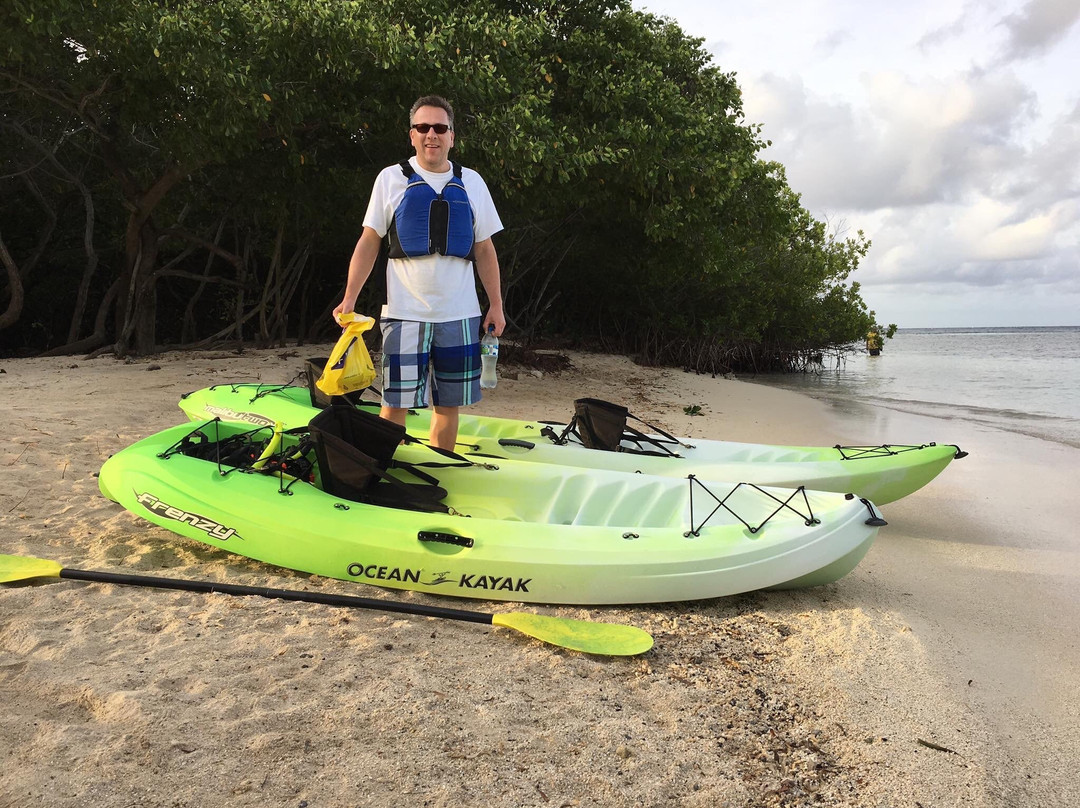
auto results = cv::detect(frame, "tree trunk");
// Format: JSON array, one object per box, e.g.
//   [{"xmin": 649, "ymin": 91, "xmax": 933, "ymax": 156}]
[
  {"xmin": 66, "ymin": 175, "xmax": 99, "ymax": 345},
  {"xmin": 0, "ymin": 229, "xmax": 26, "ymax": 331},
  {"xmin": 6, "ymin": 119, "xmax": 98, "ymax": 345},
  {"xmin": 17, "ymin": 173, "xmax": 57, "ymax": 282},
  {"xmin": 180, "ymin": 217, "xmax": 229, "ymax": 343},
  {"xmin": 38, "ymin": 277, "xmax": 120, "ymax": 357},
  {"xmin": 111, "ymin": 164, "xmax": 185, "ymax": 355}
]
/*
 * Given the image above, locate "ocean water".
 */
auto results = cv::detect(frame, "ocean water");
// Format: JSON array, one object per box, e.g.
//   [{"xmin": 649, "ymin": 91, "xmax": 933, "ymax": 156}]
[{"xmin": 750, "ymin": 326, "xmax": 1080, "ymax": 449}]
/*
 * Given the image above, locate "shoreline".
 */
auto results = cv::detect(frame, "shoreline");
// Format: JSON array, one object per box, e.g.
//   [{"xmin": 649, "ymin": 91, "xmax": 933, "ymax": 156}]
[
  {"xmin": 2, "ymin": 347, "xmax": 1077, "ymax": 806},
  {"xmin": 748, "ymin": 374, "xmax": 1080, "ymax": 453},
  {"xmin": 746, "ymin": 326, "xmax": 1080, "ymax": 452}
]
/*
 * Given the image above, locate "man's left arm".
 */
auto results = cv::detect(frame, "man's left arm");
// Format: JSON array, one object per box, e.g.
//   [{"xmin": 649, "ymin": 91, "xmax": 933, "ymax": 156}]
[{"xmin": 473, "ymin": 237, "xmax": 505, "ymax": 336}]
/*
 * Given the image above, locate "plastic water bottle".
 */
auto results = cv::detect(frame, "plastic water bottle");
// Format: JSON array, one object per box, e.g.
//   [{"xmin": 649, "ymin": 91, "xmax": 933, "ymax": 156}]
[{"xmin": 479, "ymin": 325, "xmax": 498, "ymax": 389}]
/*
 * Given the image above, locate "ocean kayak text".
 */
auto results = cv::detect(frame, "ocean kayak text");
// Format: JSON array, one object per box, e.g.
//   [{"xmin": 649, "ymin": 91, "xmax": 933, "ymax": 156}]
[{"xmin": 346, "ymin": 563, "xmax": 532, "ymax": 593}]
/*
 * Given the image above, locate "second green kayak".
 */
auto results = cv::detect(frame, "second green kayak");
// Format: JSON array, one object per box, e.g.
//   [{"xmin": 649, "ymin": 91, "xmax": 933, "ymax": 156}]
[{"xmin": 178, "ymin": 383, "xmax": 965, "ymax": 504}]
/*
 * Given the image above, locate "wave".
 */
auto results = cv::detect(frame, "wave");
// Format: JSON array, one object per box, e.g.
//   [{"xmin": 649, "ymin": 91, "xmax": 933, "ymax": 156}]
[
  {"xmin": 899, "ymin": 326, "xmax": 1080, "ymax": 335},
  {"xmin": 865, "ymin": 395, "xmax": 1070, "ymax": 424},
  {"xmin": 835, "ymin": 393, "xmax": 1080, "ymax": 450}
]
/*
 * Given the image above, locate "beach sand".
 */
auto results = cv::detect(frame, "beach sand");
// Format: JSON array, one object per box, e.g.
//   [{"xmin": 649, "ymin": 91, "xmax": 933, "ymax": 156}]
[{"xmin": 2, "ymin": 346, "xmax": 1077, "ymax": 807}]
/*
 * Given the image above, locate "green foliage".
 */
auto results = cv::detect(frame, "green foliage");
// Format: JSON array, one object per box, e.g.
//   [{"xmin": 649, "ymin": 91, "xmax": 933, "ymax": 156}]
[
  {"xmin": 874, "ymin": 322, "xmax": 899, "ymax": 340},
  {"xmin": 2, "ymin": 0, "xmax": 884, "ymax": 369}
]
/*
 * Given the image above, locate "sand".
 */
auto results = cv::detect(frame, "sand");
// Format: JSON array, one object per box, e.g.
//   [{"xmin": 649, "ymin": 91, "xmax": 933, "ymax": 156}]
[{"xmin": 1, "ymin": 346, "xmax": 1077, "ymax": 807}]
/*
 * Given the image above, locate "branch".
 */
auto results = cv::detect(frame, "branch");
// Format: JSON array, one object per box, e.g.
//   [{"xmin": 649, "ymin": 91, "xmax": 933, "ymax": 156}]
[
  {"xmin": 134, "ymin": 164, "xmax": 187, "ymax": 226},
  {"xmin": 4, "ymin": 118, "xmax": 99, "ymax": 341},
  {"xmin": 0, "ymin": 69, "xmax": 83, "ymax": 120},
  {"xmin": 0, "ymin": 69, "xmax": 115, "ymax": 142},
  {"xmin": 189, "ymin": 303, "xmax": 262, "ymax": 348},
  {"xmin": 181, "ymin": 216, "xmax": 228, "ymax": 343},
  {"xmin": 158, "ymin": 226, "xmax": 244, "ymax": 269},
  {"xmin": 37, "ymin": 278, "xmax": 121, "ymax": 358},
  {"xmin": 151, "ymin": 269, "xmax": 242, "ymax": 287},
  {"xmin": 0, "ymin": 229, "xmax": 26, "ymax": 330},
  {"xmin": 16, "ymin": 172, "xmax": 57, "ymax": 280}
]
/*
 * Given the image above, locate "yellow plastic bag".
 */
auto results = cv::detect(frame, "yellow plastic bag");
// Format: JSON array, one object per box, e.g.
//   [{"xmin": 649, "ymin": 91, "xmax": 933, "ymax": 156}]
[{"xmin": 316, "ymin": 312, "xmax": 376, "ymax": 396}]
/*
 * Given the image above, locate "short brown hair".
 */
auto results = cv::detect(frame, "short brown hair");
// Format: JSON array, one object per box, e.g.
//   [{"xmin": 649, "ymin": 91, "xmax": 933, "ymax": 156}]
[{"xmin": 410, "ymin": 95, "xmax": 454, "ymax": 129}]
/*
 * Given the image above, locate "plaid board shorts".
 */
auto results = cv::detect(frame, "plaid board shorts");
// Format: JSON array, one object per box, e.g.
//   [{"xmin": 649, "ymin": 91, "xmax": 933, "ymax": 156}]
[{"xmin": 379, "ymin": 316, "xmax": 483, "ymax": 409}]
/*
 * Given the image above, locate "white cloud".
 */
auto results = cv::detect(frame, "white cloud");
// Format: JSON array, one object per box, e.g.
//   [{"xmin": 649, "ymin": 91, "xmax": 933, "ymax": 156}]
[
  {"xmin": 917, "ymin": 8, "xmax": 975, "ymax": 52},
  {"xmin": 743, "ymin": 68, "xmax": 1039, "ymax": 211},
  {"xmin": 815, "ymin": 28, "xmax": 853, "ymax": 57},
  {"xmin": 1015, "ymin": 98, "xmax": 1080, "ymax": 211},
  {"xmin": 998, "ymin": 0, "xmax": 1080, "ymax": 61},
  {"xmin": 864, "ymin": 282, "xmax": 1080, "ymax": 328},
  {"xmin": 637, "ymin": 0, "xmax": 1080, "ymax": 325}
]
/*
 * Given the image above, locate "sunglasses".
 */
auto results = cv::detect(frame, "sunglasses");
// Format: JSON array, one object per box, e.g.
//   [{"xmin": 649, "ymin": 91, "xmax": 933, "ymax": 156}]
[{"xmin": 411, "ymin": 123, "xmax": 451, "ymax": 134}]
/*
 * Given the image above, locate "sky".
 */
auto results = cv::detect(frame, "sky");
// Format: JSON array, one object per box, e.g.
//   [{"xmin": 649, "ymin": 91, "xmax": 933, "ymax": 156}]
[{"xmin": 635, "ymin": 0, "xmax": 1080, "ymax": 328}]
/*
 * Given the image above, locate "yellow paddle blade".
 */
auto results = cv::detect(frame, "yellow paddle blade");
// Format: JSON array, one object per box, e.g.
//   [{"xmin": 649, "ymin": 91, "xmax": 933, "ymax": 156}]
[
  {"xmin": 493, "ymin": 612, "xmax": 653, "ymax": 656},
  {"xmin": 0, "ymin": 554, "xmax": 63, "ymax": 583}
]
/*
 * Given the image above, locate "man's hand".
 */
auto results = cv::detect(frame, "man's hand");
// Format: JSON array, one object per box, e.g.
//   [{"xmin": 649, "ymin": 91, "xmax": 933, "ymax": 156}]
[
  {"xmin": 483, "ymin": 306, "xmax": 506, "ymax": 337},
  {"xmin": 332, "ymin": 299, "xmax": 354, "ymax": 322}
]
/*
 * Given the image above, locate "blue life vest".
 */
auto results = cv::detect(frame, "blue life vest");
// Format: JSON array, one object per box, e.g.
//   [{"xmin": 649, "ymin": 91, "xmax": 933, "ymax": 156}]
[{"xmin": 387, "ymin": 161, "xmax": 475, "ymax": 260}]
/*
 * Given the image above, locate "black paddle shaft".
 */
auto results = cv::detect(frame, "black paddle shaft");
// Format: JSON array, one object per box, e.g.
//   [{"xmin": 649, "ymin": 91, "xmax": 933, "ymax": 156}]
[{"xmin": 58, "ymin": 568, "xmax": 494, "ymax": 625}]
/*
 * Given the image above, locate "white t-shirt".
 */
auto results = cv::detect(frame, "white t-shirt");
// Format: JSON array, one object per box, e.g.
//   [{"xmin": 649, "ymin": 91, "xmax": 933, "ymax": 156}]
[{"xmin": 363, "ymin": 157, "xmax": 503, "ymax": 322}]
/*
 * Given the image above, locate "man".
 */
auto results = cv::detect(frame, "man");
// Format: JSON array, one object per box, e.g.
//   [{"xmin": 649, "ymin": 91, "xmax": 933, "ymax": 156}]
[{"xmin": 333, "ymin": 95, "xmax": 505, "ymax": 450}]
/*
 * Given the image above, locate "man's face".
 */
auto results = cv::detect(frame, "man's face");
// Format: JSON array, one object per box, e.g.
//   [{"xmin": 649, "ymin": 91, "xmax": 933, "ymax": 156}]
[{"xmin": 409, "ymin": 105, "xmax": 455, "ymax": 172}]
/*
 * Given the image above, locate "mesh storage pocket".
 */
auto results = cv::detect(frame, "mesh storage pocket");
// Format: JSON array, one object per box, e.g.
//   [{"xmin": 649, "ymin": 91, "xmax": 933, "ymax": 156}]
[
  {"xmin": 309, "ymin": 429, "xmax": 382, "ymax": 500},
  {"xmin": 306, "ymin": 357, "xmax": 332, "ymax": 407}
]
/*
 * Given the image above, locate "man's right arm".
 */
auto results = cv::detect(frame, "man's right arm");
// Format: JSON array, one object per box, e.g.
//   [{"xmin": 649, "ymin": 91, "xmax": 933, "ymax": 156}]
[{"xmin": 333, "ymin": 226, "xmax": 383, "ymax": 320}]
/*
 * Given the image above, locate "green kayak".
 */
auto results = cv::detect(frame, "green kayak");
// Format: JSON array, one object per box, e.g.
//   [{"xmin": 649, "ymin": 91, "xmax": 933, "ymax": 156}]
[
  {"xmin": 99, "ymin": 414, "xmax": 886, "ymax": 605},
  {"xmin": 179, "ymin": 383, "xmax": 965, "ymax": 505}
]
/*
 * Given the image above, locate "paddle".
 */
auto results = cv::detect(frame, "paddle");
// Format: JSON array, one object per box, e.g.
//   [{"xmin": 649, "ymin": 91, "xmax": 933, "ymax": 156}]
[{"xmin": 0, "ymin": 554, "xmax": 653, "ymax": 656}]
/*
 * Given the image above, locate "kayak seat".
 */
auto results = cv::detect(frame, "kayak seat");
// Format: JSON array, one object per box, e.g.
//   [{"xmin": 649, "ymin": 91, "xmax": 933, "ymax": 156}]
[
  {"xmin": 305, "ymin": 357, "xmax": 367, "ymax": 408},
  {"xmin": 308, "ymin": 406, "xmax": 449, "ymax": 514},
  {"xmin": 573, "ymin": 398, "xmax": 629, "ymax": 451},
  {"xmin": 549, "ymin": 398, "xmax": 685, "ymax": 457}
]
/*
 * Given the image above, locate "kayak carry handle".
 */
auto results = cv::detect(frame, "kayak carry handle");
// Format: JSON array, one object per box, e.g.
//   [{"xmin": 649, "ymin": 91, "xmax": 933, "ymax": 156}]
[
  {"xmin": 498, "ymin": 439, "xmax": 535, "ymax": 450},
  {"xmin": 860, "ymin": 498, "xmax": 888, "ymax": 527},
  {"xmin": 418, "ymin": 531, "xmax": 474, "ymax": 548}
]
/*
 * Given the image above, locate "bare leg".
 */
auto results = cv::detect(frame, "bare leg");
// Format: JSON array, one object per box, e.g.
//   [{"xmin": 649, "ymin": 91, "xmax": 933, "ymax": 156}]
[
  {"xmin": 430, "ymin": 405, "xmax": 460, "ymax": 450},
  {"xmin": 380, "ymin": 406, "xmax": 408, "ymax": 428}
]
